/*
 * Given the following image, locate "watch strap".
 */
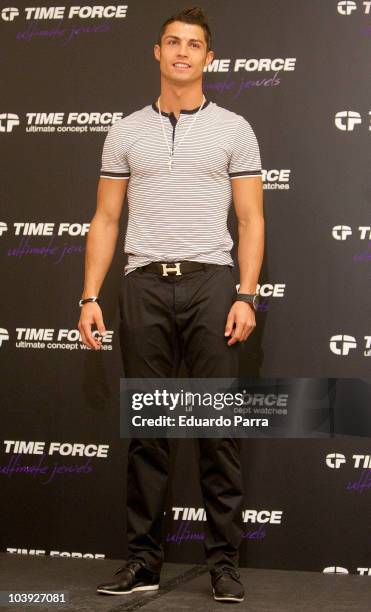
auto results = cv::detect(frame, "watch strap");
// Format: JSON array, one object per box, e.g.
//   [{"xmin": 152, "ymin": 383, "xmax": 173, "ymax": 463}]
[{"xmin": 232, "ymin": 293, "xmax": 259, "ymax": 311}]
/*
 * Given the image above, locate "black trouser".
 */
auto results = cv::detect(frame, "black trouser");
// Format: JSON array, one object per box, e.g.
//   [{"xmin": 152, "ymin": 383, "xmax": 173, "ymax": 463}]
[{"xmin": 118, "ymin": 263, "xmax": 244, "ymax": 573}]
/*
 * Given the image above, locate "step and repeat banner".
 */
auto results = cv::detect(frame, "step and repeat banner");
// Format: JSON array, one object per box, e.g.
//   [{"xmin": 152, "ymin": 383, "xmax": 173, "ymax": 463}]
[{"xmin": 1, "ymin": 1, "xmax": 370, "ymax": 575}]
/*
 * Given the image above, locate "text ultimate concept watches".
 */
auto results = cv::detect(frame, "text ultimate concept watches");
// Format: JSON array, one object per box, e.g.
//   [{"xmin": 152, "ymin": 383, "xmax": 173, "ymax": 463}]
[
  {"xmin": 232, "ymin": 293, "xmax": 259, "ymax": 311},
  {"xmin": 79, "ymin": 296, "xmax": 100, "ymax": 307}
]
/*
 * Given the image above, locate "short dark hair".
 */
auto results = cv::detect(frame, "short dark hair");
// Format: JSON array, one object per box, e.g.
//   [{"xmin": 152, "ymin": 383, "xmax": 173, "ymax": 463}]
[{"xmin": 158, "ymin": 6, "xmax": 212, "ymax": 53}]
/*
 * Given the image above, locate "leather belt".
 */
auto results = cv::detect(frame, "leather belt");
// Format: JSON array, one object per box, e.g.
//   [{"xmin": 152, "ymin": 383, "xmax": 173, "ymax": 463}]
[{"xmin": 139, "ymin": 261, "xmax": 206, "ymax": 276}]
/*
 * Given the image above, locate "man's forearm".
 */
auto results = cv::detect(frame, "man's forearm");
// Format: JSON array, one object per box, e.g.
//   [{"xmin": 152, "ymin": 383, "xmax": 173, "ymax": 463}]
[
  {"xmin": 237, "ymin": 217, "xmax": 265, "ymax": 294},
  {"xmin": 81, "ymin": 214, "xmax": 120, "ymax": 298}
]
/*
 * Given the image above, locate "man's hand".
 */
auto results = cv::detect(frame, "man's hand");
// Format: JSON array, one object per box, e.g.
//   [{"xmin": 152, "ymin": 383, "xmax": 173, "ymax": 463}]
[
  {"xmin": 224, "ymin": 301, "xmax": 256, "ymax": 346},
  {"xmin": 78, "ymin": 303, "xmax": 106, "ymax": 350}
]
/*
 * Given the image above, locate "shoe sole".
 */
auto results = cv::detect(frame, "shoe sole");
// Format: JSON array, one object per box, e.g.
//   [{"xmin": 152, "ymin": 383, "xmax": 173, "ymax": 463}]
[
  {"xmin": 213, "ymin": 588, "xmax": 244, "ymax": 602},
  {"xmin": 97, "ymin": 584, "xmax": 159, "ymax": 595}
]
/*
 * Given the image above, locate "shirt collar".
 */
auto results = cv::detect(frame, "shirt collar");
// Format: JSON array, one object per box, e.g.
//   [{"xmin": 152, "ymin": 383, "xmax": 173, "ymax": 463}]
[{"xmin": 151, "ymin": 98, "xmax": 210, "ymax": 117}]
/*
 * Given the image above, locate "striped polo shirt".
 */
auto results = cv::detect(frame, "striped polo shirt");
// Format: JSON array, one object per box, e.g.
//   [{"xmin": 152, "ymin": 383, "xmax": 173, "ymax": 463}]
[{"xmin": 100, "ymin": 98, "xmax": 262, "ymax": 275}]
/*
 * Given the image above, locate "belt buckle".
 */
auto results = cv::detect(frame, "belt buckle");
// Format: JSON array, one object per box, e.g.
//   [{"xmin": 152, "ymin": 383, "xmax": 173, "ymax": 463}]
[{"xmin": 161, "ymin": 262, "xmax": 182, "ymax": 276}]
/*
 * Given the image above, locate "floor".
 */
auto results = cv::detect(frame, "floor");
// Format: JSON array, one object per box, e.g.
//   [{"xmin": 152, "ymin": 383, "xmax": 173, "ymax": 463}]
[{"xmin": 0, "ymin": 554, "xmax": 370, "ymax": 611}]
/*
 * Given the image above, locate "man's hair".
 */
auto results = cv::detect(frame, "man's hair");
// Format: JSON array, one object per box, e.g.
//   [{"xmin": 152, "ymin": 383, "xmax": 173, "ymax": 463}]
[{"xmin": 158, "ymin": 6, "xmax": 212, "ymax": 53}]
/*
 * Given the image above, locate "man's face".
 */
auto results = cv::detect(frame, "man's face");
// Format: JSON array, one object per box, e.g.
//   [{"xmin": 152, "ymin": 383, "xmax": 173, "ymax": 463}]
[{"xmin": 154, "ymin": 21, "xmax": 214, "ymax": 84}]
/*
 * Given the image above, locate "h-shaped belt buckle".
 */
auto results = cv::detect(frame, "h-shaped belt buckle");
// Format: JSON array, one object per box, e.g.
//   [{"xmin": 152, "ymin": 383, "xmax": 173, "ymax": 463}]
[{"xmin": 161, "ymin": 262, "xmax": 182, "ymax": 276}]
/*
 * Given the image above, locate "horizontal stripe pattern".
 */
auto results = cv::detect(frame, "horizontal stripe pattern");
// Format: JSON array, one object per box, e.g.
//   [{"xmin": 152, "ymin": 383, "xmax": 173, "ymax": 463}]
[{"xmin": 100, "ymin": 100, "xmax": 262, "ymax": 274}]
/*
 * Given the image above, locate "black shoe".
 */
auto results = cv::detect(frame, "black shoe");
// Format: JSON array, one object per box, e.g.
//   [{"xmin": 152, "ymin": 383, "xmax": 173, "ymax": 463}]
[
  {"xmin": 211, "ymin": 566, "xmax": 244, "ymax": 603},
  {"xmin": 96, "ymin": 560, "xmax": 160, "ymax": 595}
]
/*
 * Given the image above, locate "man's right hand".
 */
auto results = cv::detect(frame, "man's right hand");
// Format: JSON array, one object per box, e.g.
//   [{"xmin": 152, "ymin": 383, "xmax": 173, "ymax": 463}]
[{"xmin": 78, "ymin": 303, "xmax": 106, "ymax": 350}]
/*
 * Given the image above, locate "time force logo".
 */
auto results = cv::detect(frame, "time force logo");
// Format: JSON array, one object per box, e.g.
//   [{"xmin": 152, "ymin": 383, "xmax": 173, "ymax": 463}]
[
  {"xmin": 323, "ymin": 566, "xmax": 371, "ymax": 576},
  {"xmin": 0, "ymin": 5, "xmax": 128, "ymax": 21},
  {"xmin": 337, "ymin": 1, "xmax": 371, "ymax": 15},
  {"xmin": 0, "ymin": 112, "xmax": 123, "ymax": 133},
  {"xmin": 6, "ymin": 548, "xmax": 105, "ymax": 559},
  {"xmin": 203, "ymin": 59, "xmax": 295, "ymax": 98},
  {"xmin": 326, "ymin": 453, "xmax": 371, "ymax": 469},
  {"xmin": 3, "ymin": 440, "xmax": 109, "ymax": 457},
  {"xmin": 170, "ymin": 507, "xmax": 283, "ymax": 524},
  {"xmin": 262, "ymin": 169, "xmax": 292, "ymax": 190},
  {"xmin": 2, "ymin": 222, "xmax": 88, "ymax": 265},
  {"xmin": 331, "ymin": 225, "xmax": 371, "ymax": 264},
  {"xmin": 0, "ymin": 328, "xmax": 114, "ymax": 351},
  {"xmin": 332, "ymin": 225, "xmax": 371, "ymax": 240},
  {"xmin": 204, "ymin": 58, "xmax": 296, "ymax": 73},
  {"xmin": 335, "ymin": 111, "xmax": 371, "ymax": 131},
  {"xmin": 329, "ymin": 335, "xmax": 371, "ymax": 357},
  {"xmin": 0, "ymin": 222, "xmax": 90, "ymax": 237}
]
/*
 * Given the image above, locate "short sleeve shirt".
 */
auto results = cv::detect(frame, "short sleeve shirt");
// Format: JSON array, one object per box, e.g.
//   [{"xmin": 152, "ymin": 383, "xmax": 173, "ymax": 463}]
[{"xmin": 100, "ymin": 99, "xmax": 262, "ymax": 274}]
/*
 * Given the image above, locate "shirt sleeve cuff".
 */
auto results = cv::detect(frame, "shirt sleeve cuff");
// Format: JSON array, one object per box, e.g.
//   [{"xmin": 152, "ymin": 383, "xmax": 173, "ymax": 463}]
[
  {"xmin": 228, "ymin": 170, "xmax": 262, "ymax": 179},
  {"xmin": 100, "ymin": 170, "xmax": 131, "ymax": 179}
]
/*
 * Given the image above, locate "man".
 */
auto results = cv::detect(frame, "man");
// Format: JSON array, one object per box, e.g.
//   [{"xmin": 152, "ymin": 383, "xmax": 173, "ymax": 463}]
[{"xmin": 78, "ymin": 6, "xmax": 264, "ymax": 604}]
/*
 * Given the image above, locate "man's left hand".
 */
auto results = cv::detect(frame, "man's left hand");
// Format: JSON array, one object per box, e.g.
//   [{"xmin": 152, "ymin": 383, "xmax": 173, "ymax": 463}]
[{"xmin": 224, "ymin": 301, "xmax": 256, "ymax": 346}]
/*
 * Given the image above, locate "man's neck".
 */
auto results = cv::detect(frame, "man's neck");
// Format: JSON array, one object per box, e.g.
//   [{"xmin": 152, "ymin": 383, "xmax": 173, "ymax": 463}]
[{"xmin": 158, "ymin": 82, "xmax": 205, "ymax": 120}]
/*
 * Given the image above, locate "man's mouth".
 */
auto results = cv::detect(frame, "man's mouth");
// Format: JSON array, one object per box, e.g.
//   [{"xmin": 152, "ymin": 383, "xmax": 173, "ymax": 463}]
[{"xmin": 173, "ymin": 62, "xmax": 191, "ymax": 70}]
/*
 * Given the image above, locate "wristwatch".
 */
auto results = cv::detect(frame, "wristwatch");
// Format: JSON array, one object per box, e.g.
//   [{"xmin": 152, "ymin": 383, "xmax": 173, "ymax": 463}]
[
  {"xmin": 79, "ymin": 296, "xmax": 100, "ymax": 307},
  {"xmin": 232, "ymin": 293, "xmax": 259, "ymax": 312}
]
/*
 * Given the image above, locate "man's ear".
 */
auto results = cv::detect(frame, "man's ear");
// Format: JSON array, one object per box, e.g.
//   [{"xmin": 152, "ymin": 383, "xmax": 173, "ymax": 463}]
[
  {"xmin": 154, "ymin": 44, "xmax": 161, "ymax": 62},
  {"xmin": 205, "ymin": 50, "xmax": 215, "ymax": 67}
]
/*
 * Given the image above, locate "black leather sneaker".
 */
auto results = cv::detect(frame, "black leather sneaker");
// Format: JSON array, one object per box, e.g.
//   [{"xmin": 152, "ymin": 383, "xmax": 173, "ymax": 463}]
[
  {"xmin": 96, "ymin": 560, "xmax": 160, "ymax": 595},
  {"xmin": 211, "ymin": 566, "xmax": 244, "ymax": 603}
]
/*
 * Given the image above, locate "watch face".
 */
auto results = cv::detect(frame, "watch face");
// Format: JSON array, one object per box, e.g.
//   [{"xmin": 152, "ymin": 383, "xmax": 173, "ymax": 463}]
[{"xmin": 253, "ymin": 294, "xmax": 259, "ymax": 310}]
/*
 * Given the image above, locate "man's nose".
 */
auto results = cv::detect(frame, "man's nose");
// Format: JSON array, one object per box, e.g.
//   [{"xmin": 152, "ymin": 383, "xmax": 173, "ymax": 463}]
[{"xmin": 177, "ymin": 43, "xmax": 189, "ymax": 57}]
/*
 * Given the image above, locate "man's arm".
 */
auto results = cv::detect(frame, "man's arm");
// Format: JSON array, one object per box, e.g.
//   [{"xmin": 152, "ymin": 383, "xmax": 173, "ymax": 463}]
[
  {"xmin": 224, "ymin": 176, "xmax": 264, "ymax": 345},
  {"xmin": 78, "ymin": 177, "xmax": 128, "ymax": 350}
]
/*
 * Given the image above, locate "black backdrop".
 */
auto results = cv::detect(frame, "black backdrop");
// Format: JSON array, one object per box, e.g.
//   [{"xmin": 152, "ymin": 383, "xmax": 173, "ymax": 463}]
[{"xmin": 1, "ymin": 1, "xmax": 370, "ymax": 574}]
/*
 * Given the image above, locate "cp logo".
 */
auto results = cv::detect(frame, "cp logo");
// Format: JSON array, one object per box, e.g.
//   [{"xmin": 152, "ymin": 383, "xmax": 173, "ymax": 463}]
[
  {"xmin": 332, "ymin": 225, "xmax": 352, "ymax": 240},
  {"xmin": 0, "ymin": 113, "xmax": 20, "ymax": 133},
  {"xmin": 323, "ymin": 566, "xmax": 349, "ymax": 574},
  {"xmin": 326, "ymin": 453, "xmax": 346, "ymax": 469},
  {"xmin": 334, "ymin": 111, "xmax": 362, "ymax": 131},
  {"xmin": 337, "ymin": 1, "xmax": 357, "ymax": 14},
  {"xmin": 1, "ymin": 8, "xmax": 19, "ymax": 21},
  {"xmin": 329, "ymin": 335, "xmax": 357, "ymax": 356},
  {"xmin": 0, "ymin": 329, "xmax": 10, "ymax": 347},
  {"xmin": 0, "ymin": 222, "xmax": 8, "ymax": 236}
]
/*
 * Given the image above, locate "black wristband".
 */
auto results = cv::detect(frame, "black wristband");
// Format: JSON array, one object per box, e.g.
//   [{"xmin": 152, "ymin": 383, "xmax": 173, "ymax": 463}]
[{"xmin": 232, "ymin": 293, "xmax": 259, "ymax": 311}]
